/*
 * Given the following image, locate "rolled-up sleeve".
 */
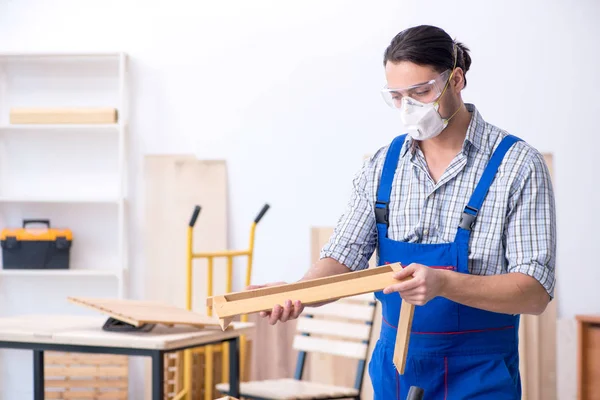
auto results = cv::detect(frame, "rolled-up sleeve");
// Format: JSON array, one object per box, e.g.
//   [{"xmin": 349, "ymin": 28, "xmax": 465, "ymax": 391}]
[
  {"xmin": 320, "ymin": 158, "xmax": 379, "ymax": 271},
  {"xmin": 504, "ymin": 150, "xmax": 556, "ymax": 298}
]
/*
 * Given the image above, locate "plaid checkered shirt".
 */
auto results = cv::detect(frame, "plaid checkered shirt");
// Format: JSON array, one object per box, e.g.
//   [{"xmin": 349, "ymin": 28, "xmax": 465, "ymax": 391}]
[{"xmin": 320, "ymin": 103, "xmax": 556, "ymax": 297}]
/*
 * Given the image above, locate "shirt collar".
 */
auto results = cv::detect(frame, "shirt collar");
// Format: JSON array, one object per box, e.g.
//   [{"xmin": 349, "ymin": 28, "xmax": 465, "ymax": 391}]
[{"xmin": 399, "ymin": 103, "xmax": 488, "ymax": 158}]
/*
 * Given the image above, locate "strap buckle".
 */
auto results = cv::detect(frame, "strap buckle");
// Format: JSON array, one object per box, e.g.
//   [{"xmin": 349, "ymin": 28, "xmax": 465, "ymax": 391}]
[
  {"xmin": 375, "ymin": 201, "xmax": 389, "ymax": 226},
  {"xmin": 459, "ymin": 206, "xmax": 478, "ymax": 231}
]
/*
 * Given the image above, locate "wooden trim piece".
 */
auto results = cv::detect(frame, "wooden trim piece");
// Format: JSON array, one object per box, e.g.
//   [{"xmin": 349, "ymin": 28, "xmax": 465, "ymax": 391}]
[
  {"xmin": 292, "ymin": 335, "xmax": 369, "ymax": 360},
  {"xmin": 393, "ymin": 300, "xmax": 415, "ymax": 374},
  {"xmin": 296, "ymin": 317, "xmax": 372, "ymax": 341},
  {"xmin": 207, "ymin": 263, "xmax": 404, "ymax": 326}
]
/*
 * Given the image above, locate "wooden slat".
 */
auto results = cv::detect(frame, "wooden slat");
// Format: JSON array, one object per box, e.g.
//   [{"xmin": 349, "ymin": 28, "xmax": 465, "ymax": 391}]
[
  {"xmin": 45, "ymin": 366, "xmax": 128, "ymax": 378},
  {"xmin": 45, "ymin": 379, "xmax": 128, "ymax": 389},
  {"xmin": 45, "ymin": 391, "xmax": 127, "ymax": 400},
  {"xmin": 45, "ymin": 354, "xmax": 127, "ymax": 365},
  {"xmin": 209, "ymin": 264, "xmax": 402, "ymax": 326},
  {"xmin": 340, "ymin": 293, "xmax": 376, "ymax": 304},
  {"xmin": 292, "ymin": 335, "xmax": 368, "ymax": 360},
  {"xmin": 296, "ymin": 317, "xmax": 371, "ymax": 341},
  {"xmin": 303, "ymin": 302, "xmax": 374, "ymax": 322}
]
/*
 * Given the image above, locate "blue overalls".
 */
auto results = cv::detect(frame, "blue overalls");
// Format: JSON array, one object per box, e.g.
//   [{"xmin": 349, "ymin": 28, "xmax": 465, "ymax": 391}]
[{"xmin": 368, "ymin": 134, "xmax": 522, "ymax": 399}]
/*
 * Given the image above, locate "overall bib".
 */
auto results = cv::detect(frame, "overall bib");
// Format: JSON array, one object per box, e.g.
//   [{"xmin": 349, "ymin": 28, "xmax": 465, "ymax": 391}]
[{"xmin": 368, "ymin": 134, "xmax": 522, "ymax": 399}]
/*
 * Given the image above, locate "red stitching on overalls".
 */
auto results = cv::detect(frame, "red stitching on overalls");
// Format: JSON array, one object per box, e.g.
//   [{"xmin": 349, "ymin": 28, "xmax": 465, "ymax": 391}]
[
  {"xmin": 382, "ymin": 316, "xmax": 514, "ymax": 334},
  {"xmin": 412, "ymin": 325, "xmax": 515, "ymax": 335},
  {"xmin": 444, "ymin": 356, "xmax": 448, "ymax": 400}
]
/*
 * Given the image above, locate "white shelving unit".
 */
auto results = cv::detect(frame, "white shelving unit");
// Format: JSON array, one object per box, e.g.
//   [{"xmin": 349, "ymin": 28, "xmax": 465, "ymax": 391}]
[{"xmin": 0, "ymin": 52, "xmax": 129, "ymax": 314}]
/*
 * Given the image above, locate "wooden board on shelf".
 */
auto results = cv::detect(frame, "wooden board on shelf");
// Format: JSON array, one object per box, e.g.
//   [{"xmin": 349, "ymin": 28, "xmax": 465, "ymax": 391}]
[
  {"xmin": 9, "ymin": 107, "xmax": 118, "ymax": 124},
  {"xmin": 44, "ymin": 351, "xmax": 128, "ymax": 400},
  {"xmin": 67, "ymin": 297, "xmax": 226, "ymax": 329}
]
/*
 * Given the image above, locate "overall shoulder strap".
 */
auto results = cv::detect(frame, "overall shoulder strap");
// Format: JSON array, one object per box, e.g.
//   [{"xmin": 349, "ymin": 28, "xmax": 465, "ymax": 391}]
[
  {"xmin": 375, "ymin": 134, "xmax": 407, "ymax": 231},
  {"xmin": 459, "ymin": 134, "xmax": 522, "ymax": 231}
]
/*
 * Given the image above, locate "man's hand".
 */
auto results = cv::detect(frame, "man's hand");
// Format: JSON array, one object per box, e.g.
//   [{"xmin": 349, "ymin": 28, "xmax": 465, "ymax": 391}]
[
  {"xmin": 245, "ymin": 282, "xmax": 305, "ymax": 325},
  {"xmin": 382, "ymin": 263, "xmax": 448, "ymax": 306}
]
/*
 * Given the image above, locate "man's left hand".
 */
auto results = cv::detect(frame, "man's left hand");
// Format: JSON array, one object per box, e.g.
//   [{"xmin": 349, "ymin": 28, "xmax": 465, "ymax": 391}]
[{"xmin": 382, "ymin": 263, "xmax": 448, "ymax": 306}]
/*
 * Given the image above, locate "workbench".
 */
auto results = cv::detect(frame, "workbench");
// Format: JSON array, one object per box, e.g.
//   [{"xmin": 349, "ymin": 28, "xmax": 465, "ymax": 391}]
[{"xmin": 0, "ymin": 314, "xmax": 254, "ymax": 400}]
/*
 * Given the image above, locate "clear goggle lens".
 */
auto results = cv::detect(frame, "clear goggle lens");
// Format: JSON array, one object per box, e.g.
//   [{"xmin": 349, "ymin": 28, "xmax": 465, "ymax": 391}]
[{"xmin": 381, "ymin": 69, "xmax": 451, "ymax": 109}]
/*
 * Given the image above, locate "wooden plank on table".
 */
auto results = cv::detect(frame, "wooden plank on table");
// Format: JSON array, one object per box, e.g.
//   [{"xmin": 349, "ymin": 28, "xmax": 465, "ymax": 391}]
[
  {"xmin": 67, "ymin": 296, "xmax": 226, "ymax": 329},
  {"xmin": 9, "ymin": 107, "xmax": 118, "ymax": 124},
  {"xmin": 143, "ymin": 156, "xmax": 228, "ymax": 400}
]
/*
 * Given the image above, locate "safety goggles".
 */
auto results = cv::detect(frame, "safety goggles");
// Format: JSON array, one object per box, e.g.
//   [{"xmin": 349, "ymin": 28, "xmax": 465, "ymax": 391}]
[{"xmin": 381, "ymin": 69, "xmax": 452, "ymax": 109}]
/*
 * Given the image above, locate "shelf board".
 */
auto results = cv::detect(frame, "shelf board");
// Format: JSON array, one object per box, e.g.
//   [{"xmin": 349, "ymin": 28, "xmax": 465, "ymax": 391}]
[
  {"xmin": 0, "ymin": 269, "xmax": 121, "ymax": 278},
  {"xmin": 0, "ymin": 124, "xmax": 120, "ymax": 131},
  {"xmin": 0, "ymin": 52, "xmax": 124, "ymax": 59},
  {"xmin": 0, "ymin": 196, "xmax": 121, "ymax": 204}
]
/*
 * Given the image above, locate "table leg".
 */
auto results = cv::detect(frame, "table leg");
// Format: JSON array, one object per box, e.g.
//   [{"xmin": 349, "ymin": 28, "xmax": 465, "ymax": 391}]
[
  {"xmin": 152, "ymin": 351, "xmax": 164, "ymax": 400},
  {"xmin": 228, "ymin": 337, "xmax": 240, "ymax": 398},
  {"xmin": 33, "ymin": 350, "xmax": 44, "ymax": 400}
]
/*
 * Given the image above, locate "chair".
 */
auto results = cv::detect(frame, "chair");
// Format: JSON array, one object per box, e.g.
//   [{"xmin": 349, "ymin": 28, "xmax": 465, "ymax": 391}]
[{"xmin": 216, "ymin": 293, "xmax": 378, "ymax": 399}]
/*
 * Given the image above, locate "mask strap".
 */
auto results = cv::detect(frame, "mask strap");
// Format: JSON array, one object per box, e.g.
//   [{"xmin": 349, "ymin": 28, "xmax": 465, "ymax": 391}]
[{"xmin": 434, "ymin": 44, "xmax": 458, "ymax": 107}]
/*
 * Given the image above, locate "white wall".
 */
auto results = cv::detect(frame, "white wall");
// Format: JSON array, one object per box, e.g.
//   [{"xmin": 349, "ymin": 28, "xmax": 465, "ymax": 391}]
[{"xmin": 0, "ymin": 0, "xmax": 598, "ymax": 398}]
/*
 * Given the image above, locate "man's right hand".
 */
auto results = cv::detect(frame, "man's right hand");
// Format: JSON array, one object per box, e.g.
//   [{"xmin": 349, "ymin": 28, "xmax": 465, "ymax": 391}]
[{"xmin": 245, "ymin": 282, "xmax": 305, "ymax": 325}]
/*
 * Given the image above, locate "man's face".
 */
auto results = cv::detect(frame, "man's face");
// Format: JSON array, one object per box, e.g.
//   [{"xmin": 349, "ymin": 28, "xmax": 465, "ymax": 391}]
[{"xmin": 383, "ymin": 61, "xmax": 460, "ymax": 118}]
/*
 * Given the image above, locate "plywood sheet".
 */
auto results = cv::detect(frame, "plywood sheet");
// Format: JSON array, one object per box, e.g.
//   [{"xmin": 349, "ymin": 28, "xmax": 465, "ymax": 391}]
[
  {"xmin": 143, "ymin": 155, "xmax": 228, "ymax": 312},
  {"xmin": 143, "ymin": 156, "xmax": 228, "ymax": 400},
  {"xmin": 68, "ymin": 297, "xmax": 225, "ymax": 329}
]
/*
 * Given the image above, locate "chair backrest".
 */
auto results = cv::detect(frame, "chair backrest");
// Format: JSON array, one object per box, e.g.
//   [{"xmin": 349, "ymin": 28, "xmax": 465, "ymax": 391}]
[{"xmin": 292, "ymin": 293, "xmax": 377, "ymax": 391}]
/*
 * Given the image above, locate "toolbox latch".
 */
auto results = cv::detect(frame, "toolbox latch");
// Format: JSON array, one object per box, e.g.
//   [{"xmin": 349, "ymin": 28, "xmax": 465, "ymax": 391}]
[
  {"xmin": 55, "ymin": 236, "xmax": 70, "ymax": 250},
  {"xmin": 1, "ymin": 236, "xmax": 19, "ymax": 250}
]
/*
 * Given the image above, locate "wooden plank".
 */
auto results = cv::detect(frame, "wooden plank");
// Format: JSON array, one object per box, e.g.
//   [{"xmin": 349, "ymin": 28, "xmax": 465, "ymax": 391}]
[
  {"xmin": 296, "ymin": 317, "xmax": 372, "ymax": 341},
  {"xmin": 9, "ymin": 107, "xmax": 118, "ymax": 124},
  {"xmin": 67, "ymin": 296, "xmax": 225, "ymax": 329},
  {"xmin": 393, "ymin": 301, "xmax": 414, "ymax": 374},
  {"xmin": 207, "ymin": 263, "xmax": 405, "ymax": 327},
  {"xmin": 292, "ymin": 335, "xmax": 368, "ymax": 360}
]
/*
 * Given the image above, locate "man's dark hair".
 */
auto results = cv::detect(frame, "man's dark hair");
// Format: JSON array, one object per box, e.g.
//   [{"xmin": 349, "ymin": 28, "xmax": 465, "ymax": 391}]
[{"xmin": 383, "ymin": 25, "xmax": 472, "ymax": 87}]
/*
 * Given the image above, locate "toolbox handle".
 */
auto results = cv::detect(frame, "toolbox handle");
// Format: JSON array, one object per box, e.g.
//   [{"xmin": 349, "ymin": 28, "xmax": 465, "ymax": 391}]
[
  {"xmin": 254, "ymin": 203, "xmax": 270, "ymax": 224},
  {"xmin": 23, "ymin": 219, "xmax": 51, "ymax": 229}
]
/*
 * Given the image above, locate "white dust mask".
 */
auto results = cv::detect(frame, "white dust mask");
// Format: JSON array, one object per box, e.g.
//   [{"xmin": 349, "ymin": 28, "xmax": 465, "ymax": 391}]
[{"xmin": 400, "ymin": 96, "xmax": 448, "ymax": 141}]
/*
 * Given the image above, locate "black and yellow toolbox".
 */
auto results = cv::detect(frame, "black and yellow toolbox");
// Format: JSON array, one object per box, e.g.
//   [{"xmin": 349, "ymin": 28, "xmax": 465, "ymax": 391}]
[{"xmin": 1, "ymin": 219, "xmax": 72, "ymax": 269}]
